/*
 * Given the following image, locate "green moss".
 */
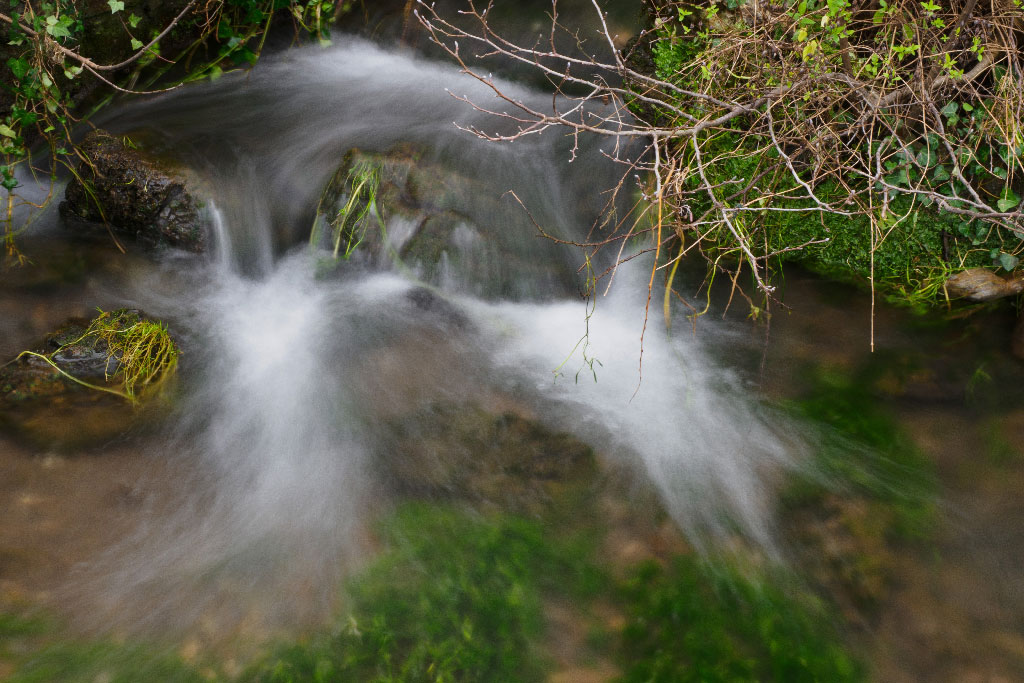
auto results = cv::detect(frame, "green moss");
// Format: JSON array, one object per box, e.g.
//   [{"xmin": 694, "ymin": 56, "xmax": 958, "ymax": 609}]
[
  {"xmin": 618, "ymin": 557, "xmax": 863, "ymax": 683},
  {"xmin": 7, "ymin": 643, "xmax": 204, "ymax": 683},
  {"xmin": 763, "ymin": 193, "xmax": 1010, "ymax": 308},
  {"xmin": 245, "ymin": 504, "xmax": 605, "ymax": 683},
  {"xmin": 781, "ymin": 364, "xmax": 937, "ymax": 541},
  {"xmin": 1, "ymin": 500, "xmax": 870, "ymax": 683}
]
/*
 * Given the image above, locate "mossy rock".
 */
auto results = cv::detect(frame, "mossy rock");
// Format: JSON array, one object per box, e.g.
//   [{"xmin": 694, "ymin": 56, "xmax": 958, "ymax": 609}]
[
  {"xmin": 314, "ymin": 145, "xmax": 579, "ymax": 298},
  {"xmin": 61, "ymin": 130, "xmax": 207, "ymax": 252},
  {"xmin": 0, "ymin": 309, "xmax": 178, "ymax": 450}
]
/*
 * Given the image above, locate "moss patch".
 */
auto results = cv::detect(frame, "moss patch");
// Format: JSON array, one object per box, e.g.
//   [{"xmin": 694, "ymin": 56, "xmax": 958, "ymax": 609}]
[{"xmin": 618, "ymin": 557, "xmax": 863, "ymax": 683}]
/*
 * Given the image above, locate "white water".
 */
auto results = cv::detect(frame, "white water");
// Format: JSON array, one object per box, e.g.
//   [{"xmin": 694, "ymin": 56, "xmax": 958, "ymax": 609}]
[{"xmin": 44, "ymin": 40, "xmax": 800, "ymax": 633}]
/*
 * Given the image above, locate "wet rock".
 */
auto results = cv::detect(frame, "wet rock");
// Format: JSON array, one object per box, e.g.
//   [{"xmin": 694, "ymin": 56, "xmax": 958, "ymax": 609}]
[
  {"xmin": 403, "ymin": 286, "xmax": 470, "ymax": 329},
  {"xmin": 944, "ymin": 268, "xmax": 1024, "ymax": 302},
  {"xmin": 315, "ymin": 145, "xmax": 578, "ymax": 299},
  {"xmin": 0, "ymin": 309, "xmax": 176, "ymax": 450},
  {"xmin": 377, "ymin": 402, "xmax": 596, "ymax": 512},
  {"xmin": 61, "ymin": 130, "xmax": 206, "ymax": 252}
]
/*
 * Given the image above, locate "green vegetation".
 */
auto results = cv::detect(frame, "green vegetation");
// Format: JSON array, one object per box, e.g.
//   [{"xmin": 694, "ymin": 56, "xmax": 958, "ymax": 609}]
[
  {"xmin": 15, "ymin": 308, "xmax": 178, "ymax": 402},
  {"xmin": 0, "ymin": 502, "xmax": 868, "ymax": 683},
  {"xmin": 7, "ymin": 643, "xmax": 204, "ymax": 683},
  {"xmin": 619, "ymin": 558, "xmax": 863, "ymax": 683},
  {"xmin": 646, "ymin": 0, "xmax": 1022, "ymax": 306},
  {"xmin": 782, "ymin": 363, "xmax": 937, "ymax": 540},
  {"xmin": 245, "ymin": 504, "xmax": 602, "ymax": 682},
  {"xmin": 1, "ymin": 0, "xmax": 347, "ymax": 259},
  {"xmin": 419, "ymin": 0, "xmax": 1022, "ymax": 309},
  {"xmin": 311, "ymin": 155, "xmax": 385, "ymax": 261}
]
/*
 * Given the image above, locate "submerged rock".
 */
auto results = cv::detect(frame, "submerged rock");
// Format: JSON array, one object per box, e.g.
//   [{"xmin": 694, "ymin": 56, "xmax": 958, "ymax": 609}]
[
  {"xmin": 0, "ymin": 309, "xmax": 178, "ymax": 450},
  {"xmin": 377, "ymin": 402, "xmax": 596, "ymax": 512},
  {"xmin": 944, "ymin": 268, "xmax": 1024, "ymax": 302},
  {"xmin": 61, "ymin": 131, "xmax": 206, "ymax": 252}
]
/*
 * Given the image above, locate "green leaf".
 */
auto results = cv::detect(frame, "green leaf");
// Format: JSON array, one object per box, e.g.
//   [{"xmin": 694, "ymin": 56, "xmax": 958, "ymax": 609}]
[
  {"xmin": 108, "ymin": 0, "xmax": 124, "ymax": 13},
  {"xmin": 6, "ymin": 57, "xmax": 29, "ymax": 79},
  {"xmin": 999, "ymin": 253, "xmax": 1019, "ymax": 271},
  {"xmin": 997, "ymin": 196, "xmax": 1020, "ymax": 212},
  {"xmin": 128, "ymin": 13, "xmax": 141, "ymax": 28},
  {"xmin": 940, "ymin": 101, "xmax": 958, "ymax": 117},
  {"xmin": 932, "ymin": 165, "xmax": 950, "ymax": 182},
  {"xmin": 0, "ymin": 123, "xmax": 16, "ymax": 138},
  {"xmin": 916, "ymin": 147, "xmax": 936, "ymax": 168},
  {"xmin": 131, "ymin": 38, "xmax": 143, "ymax": 50}
]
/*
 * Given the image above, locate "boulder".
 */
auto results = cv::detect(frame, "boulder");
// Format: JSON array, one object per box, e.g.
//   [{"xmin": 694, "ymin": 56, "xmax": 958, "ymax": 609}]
[{"xmin": 61, "ymin": 130, "xmax": 206, "ymax": 252}]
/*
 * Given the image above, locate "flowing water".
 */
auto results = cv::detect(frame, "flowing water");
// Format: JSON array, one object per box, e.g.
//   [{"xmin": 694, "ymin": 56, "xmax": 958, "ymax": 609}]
[
  {"xmin": 4, "ymin": 37, "xmax": 793, "ymax": 631},
  {"xmin": 3, "ymin": 18, "xmax": 1024, "ymax": 683}
]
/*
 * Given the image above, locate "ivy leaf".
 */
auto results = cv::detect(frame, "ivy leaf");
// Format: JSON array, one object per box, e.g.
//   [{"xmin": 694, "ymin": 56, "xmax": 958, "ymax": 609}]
[
  {"xmin": 999, "ymin": 253, "xmax": 1019, "ymax": 271},
  {"xmin": 128, "ymin": 13, "xmax": 141, "ymax": 28},
  {"xmin": 131, "ymin": 38, "xmax": 143, "ymax": 50},
  {"xmin": 932, "ymin": 165, "xmax": 950, "ymax": 182},
  {"xmin": 45, "ymin": 15, "xmax": 72, "ymax": 39},
  {"xmin": 108, "ymin": 0, "xmax": 124, "ymax": 13},
  {"xmin": 997, "ymin": 195, "xmax": 1020, "ymax": 212},
  {"xmin": 0, "ymin": 123, "xmax": 17, "ymax": 138},
  {"xmin": 940, "ymin": 101, "xmax": 958, "ymax": 117},
  {"xmin": 6, "ymin": 57, "xmax": 28, "ymax": 80}
]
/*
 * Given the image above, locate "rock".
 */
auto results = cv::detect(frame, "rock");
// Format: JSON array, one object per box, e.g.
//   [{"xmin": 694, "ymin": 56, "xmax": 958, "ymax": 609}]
[
  {"xmin": 403, "ymin": 287, "xmax": 471, "ymax": 329},
  {"xmin": 314, "ymin": 145, "xmax": 579, "ymax": 299},
  {"xmin": 61, "ymin": 130, "xmax": 207, "ymax": 252},
  {"xmin": 0, "ymin": 309, "xmax": 177, "ymax": 450},
  {"xmin": 944, "ymin": 268, "xmax": 1024, "ymax": 302},
  {"xmin": 376, "ymin": 402, "xmax": 596, "ymax": 512}
]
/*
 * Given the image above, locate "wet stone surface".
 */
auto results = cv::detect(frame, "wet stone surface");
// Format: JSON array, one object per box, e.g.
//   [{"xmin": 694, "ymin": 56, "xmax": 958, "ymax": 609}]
[{"xmin": 61, "ymin": 130, "xmax": 207, "ymax": 253}]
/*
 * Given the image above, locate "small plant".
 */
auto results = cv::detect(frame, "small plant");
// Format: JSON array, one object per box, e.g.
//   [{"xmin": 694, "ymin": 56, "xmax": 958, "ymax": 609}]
[
  {"xmin": 15, "ymin": 309, "xmax": 179, "ymax": 403},
  {"xmin": 311, "ymin": 156, "xmax": 385, "ymax": 260}
]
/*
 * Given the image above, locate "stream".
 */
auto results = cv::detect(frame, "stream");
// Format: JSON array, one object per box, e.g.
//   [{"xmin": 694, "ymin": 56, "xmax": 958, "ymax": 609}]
[{"xmin": 3, "ymin": 9, "xmax": 1024, "ymax": 683}]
